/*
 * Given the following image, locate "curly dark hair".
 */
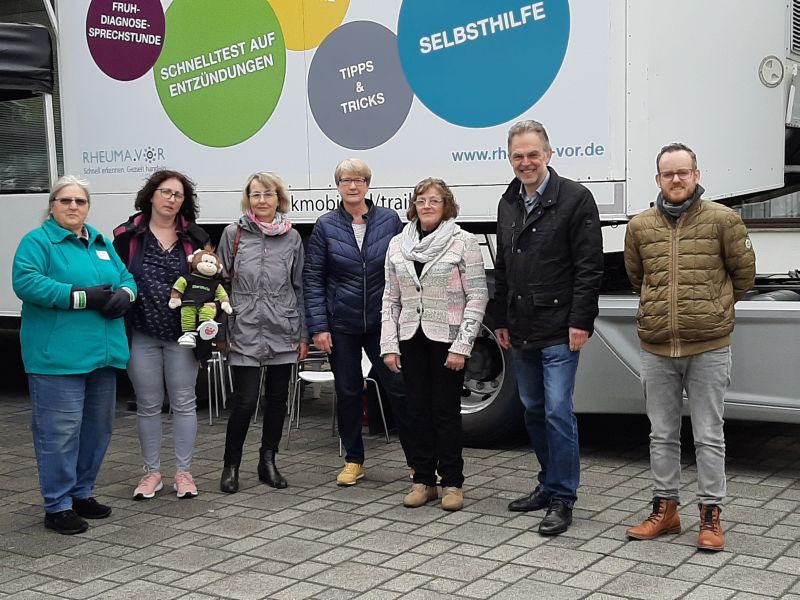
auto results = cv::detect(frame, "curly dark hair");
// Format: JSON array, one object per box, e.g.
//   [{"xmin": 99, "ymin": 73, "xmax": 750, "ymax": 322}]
[{"xmin": 134, "ymin": 170, "xmax": 199, "ymax": 221}]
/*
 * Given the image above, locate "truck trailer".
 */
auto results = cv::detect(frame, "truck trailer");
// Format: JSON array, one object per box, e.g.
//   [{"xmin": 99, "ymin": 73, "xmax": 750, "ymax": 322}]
[{"xmin": 1, "ymin": 0, "xmax": 799, "ymax": 444}]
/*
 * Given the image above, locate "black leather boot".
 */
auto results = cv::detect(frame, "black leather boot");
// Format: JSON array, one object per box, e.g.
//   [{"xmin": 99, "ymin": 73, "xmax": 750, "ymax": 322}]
[
  {"xmin": 219, "ymin": 464, "xmax": 239, "ymax": 494},
  {"xmin": 257, "ymin": 448, "xmax": 287, "ymax": 489}
]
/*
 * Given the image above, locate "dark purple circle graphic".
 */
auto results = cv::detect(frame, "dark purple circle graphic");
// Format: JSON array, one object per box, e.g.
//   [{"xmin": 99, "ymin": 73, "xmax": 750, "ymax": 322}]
[{"xmin": 86, "ymin": 0, "xmax": 165, "ymax": 81}]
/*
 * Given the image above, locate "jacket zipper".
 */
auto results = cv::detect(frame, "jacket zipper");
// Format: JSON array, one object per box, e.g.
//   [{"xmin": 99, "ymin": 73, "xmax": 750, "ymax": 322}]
[
  {"xmin": 669, "ymin": 215, "xmax": 681, "ymax": 357},
  {"xmin": 361, "ymin": 215, "xmax": 369, "ymax": 333}
]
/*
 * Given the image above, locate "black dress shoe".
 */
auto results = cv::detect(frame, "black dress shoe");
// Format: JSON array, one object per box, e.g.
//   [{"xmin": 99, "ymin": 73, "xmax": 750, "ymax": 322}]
[
  {"xmin": 538, "ymin": 500, "xmax": 573, "ymax": 536},
  {"xmin": 72, "ymin": 497, "xmax": 112, "ymax": 519},
  {"xmin": 220, "ymin": 464, "xmax": 239, "ymax": 494},
  {"xmin": 508, "ymin": 488, "xmax": 550, "ymax": 512},
  {"xmin": 44, "ymin": 509, "xmax": 89, "ymax": 535}
]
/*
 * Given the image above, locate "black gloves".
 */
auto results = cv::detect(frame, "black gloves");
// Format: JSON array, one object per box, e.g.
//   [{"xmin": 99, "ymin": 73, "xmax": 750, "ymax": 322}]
[
  {"xmin": 101, "ymin": 288, "xmax": 134, "ymax": 319},
  {"xmin": 70, "ymin": 284, "xmax": 113, "ymax": 310}
]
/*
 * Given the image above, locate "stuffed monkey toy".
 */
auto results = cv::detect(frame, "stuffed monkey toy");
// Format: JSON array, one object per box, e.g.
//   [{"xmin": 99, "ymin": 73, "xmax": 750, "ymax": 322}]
[{"xmin": 169, "ymin": 249, "xmax": 232, "ymax": 348}]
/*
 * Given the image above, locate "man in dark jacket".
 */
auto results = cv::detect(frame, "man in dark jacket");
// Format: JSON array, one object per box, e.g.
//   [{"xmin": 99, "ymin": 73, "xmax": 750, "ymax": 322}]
[
  {"xmin": 304, "ymin": 158, "xmax": 408, "ymax": 486},
  {"xmin": 494, "ymin": 120, "xmax": 603, "ymax": 535}
]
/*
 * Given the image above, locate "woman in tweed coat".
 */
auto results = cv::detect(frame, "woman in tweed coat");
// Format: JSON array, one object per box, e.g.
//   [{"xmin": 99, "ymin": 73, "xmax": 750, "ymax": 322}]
[{"xmin": 381, "ymin": 178, "xmax": 488, "ymax": 511}]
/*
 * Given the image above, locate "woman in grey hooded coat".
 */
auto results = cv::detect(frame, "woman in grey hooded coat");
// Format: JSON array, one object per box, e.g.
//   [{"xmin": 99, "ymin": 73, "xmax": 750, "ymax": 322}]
[{"xmin": 216, "ymin": 172, "xmax": 308, "ymax": 492}]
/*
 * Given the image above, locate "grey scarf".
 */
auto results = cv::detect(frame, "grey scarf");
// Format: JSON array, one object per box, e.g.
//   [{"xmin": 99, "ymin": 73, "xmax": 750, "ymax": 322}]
[
  {"xmin": 657, "ymin": 184, "xmax": 704, "ymax": 221},
  {"xmin": 400, "ymin": 218, "xmax": 460, "ymax": 263}
]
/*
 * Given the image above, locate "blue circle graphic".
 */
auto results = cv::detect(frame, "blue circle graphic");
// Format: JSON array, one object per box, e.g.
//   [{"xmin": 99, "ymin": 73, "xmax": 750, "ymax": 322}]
[{"xmin": 397, "ymin": 0, "xmax": 570, "ymax": 128}]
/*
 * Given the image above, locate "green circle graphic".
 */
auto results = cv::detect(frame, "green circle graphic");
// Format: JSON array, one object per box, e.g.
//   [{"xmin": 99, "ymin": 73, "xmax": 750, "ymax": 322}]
[{"xmin": 154, "ymin": 0, "xmax": 286, "ymax": 147}]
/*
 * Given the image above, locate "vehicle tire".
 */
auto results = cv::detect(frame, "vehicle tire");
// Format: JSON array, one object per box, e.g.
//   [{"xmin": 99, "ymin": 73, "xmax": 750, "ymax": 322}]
[{"xmin": 461, "ymin": 309, "xmax": 523, "ymax": 447}]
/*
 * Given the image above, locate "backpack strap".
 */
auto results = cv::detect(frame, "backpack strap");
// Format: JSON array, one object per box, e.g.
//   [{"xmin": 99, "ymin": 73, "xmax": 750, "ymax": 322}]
[{"xmin": 228, "ymin": 225, "xmax": 242, "ymax": 280}]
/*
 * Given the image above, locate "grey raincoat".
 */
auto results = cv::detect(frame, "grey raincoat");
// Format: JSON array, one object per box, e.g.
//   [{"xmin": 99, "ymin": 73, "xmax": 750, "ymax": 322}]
[{"xmin": 217, "ymin": 215, "xmax": 308, "ymax": 366}]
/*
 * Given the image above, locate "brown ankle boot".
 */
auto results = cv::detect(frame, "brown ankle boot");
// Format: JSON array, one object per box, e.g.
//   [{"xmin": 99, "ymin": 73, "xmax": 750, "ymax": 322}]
[
  {"xmin": 697, "ymin": 504, "xmax": 724, "ymax": 551},
  {"xmin": 626, "ymin": 498, "xmax": 681, "ymax": 540}
]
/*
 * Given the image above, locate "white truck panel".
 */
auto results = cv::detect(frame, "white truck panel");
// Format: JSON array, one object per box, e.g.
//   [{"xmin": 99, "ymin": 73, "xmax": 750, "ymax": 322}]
[
  {"xmin": 625, "ymin": 0, "xmax": 786, "ymax": 213},
  {"xmin": 56, "ymin": 0, "xmax": 619, "ymax": 207}
]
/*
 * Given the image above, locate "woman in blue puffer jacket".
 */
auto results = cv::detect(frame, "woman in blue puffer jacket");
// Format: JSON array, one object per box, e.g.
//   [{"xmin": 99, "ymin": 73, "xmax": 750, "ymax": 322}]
[{"xmin": 303, "ymin": 158, "xmax": 410, "ymax": 486}]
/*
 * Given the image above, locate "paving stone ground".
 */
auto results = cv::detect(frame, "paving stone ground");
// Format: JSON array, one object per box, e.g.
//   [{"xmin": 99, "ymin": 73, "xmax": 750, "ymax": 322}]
[{"xmin": 0, "ymin": 385, "xmax": 798, "ymax": 600}]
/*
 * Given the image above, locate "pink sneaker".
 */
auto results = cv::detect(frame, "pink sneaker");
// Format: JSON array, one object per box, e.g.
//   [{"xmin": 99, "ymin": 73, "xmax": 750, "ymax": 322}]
[
  {"xmin": 133, "ymin": 471, "xmax": 163, "ymax": 500},
  {"xmin": 174, "ymin": 471, "xmax": 198, "ymax": 499}
]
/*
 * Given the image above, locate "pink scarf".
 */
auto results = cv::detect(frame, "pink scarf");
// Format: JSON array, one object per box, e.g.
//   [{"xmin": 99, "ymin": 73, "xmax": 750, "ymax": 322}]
[{"xmin": 247, "ymin": 211, "xmax": 292, "ymax": 236}]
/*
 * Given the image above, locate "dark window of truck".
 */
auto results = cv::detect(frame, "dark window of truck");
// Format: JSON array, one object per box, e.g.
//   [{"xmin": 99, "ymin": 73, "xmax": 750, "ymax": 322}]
[{"xmin": 0, "ymin": 0, "xmax": 62, "ymax": 194}]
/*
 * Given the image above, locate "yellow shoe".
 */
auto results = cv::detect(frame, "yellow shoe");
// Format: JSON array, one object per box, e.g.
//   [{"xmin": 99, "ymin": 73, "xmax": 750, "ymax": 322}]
[{"xmin": 336, "ymin": 463, "xmax": 364, "ymax": 486}]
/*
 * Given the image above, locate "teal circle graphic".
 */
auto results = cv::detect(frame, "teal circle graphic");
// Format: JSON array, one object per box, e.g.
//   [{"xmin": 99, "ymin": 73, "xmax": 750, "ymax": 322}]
[{"xmin": 397, "ymin": 0, "xmax": 570, "ymax": 128}]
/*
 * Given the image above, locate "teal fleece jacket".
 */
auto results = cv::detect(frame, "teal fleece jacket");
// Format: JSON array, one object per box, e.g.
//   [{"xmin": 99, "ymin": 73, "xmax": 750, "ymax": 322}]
[{"xmin": 12, "ymin": 217, "xmax": 137, "ymax": 375}]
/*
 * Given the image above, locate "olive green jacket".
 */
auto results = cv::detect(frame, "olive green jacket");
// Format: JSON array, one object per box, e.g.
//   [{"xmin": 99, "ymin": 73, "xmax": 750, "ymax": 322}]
[{"xmin": 624, "ymin": 199, "xmax": 755, "ymax": 357}]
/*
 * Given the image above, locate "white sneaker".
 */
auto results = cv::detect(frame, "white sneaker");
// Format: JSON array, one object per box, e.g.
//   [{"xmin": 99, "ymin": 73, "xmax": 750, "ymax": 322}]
[{"xmin": 177, "ymin": 332, "xmax": 197, "ymax": 348}]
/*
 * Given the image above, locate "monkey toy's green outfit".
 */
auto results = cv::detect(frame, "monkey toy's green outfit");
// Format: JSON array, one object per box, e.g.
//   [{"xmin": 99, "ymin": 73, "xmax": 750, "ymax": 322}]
[{"xmin": 172, "ymin": 273, "xmax": 228, "ymax": 333}]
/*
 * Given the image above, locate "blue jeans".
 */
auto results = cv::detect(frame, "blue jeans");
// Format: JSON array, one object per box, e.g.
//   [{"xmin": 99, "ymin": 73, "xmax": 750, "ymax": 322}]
[
  {"xmin": 329, "ymin": 330, "xmax": 408, "ymax": 465},
  {"xmin": 28, "ymin": 368, "xmax": 117, "ymax": 513},
  {"xmin": 512, "ymin": 344, "xmax": 580, "ymax": 507}
]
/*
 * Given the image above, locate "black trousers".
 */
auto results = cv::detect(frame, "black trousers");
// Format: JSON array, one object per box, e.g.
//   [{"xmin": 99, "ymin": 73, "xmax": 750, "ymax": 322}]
[
  {"xmin": 399, "ymin": 329, "xmax": 465, "ymax": 488},
  {"xmin": 223, "ymin": 363, "xmax": 292, "ymax": 465},
  {"xmin": 330, "ymin": 330, "xmax": 411, "ymax": 466}
]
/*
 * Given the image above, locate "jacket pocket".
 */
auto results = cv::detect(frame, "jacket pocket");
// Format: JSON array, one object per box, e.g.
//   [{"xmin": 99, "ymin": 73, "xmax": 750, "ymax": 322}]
[
  {"xmin": 531, "ymin": 284, "xmax": 573, "ymax": 308},
  {"xmin": 277, "ymin": 305, "xmax": 301, "ymax": 337}
]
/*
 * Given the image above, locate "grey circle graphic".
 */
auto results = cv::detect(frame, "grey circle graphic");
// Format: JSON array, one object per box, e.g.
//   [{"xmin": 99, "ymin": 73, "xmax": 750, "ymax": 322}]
[{"xmin": 308, "ymin": 21, "xmax": 414, "ymax": 150}]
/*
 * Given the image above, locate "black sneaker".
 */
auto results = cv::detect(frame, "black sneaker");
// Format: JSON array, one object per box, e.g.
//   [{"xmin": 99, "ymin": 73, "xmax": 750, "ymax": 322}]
[
  {"xmin": 44, "ymin": 509, "xmax": 89, "ymax": 535},
  {"xmin": 73, "ymin": 497, "xmax": 112, "ymax": 519}
]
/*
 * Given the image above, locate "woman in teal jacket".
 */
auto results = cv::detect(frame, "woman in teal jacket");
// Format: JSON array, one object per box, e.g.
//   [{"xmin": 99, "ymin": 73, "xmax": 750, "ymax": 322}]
[{"xmin": 12, "ymin": 175, "xmax": 136, "ymax": 536}]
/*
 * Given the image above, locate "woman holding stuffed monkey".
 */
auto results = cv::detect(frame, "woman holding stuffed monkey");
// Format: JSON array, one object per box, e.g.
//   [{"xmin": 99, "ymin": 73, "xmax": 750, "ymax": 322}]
[
  {"xmin": 217, "ymin": 172, "xmax": 308, "ymax": 492},
  {"xmin": 113, "ymin": 169, "xmax": 210, "ymax": 500}
]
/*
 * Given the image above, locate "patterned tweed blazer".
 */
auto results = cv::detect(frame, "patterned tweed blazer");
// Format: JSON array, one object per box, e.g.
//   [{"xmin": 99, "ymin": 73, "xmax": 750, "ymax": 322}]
[{"xmin": 380, "ymin": 228, "xmax": 488, "ymax": 357}]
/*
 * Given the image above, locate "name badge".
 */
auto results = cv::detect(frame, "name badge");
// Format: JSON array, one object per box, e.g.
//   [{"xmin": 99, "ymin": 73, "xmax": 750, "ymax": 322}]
[
  {"xmin": 402, "ymin": 238, "xmax": 416, "ymax": 254},
  {"xmin": 96, "ymin": 250, "xmax": 111, "ymax": 261}
]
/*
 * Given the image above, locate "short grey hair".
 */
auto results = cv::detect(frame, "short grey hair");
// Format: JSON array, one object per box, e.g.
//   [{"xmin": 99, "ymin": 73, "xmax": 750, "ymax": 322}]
[
  {"xmin": 334, "ymin": 158, "xmax": 372, "ymax": 185},
  {"xmin": 49, "ymin": 175, "xmax": 90, "ymax": 205},
  {"xmin": 507, "ymin": 120, "xmax": 552, "ymax": 153}
]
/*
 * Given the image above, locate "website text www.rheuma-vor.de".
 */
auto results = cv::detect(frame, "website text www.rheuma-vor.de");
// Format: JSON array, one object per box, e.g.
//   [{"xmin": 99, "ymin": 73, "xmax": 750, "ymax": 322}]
[{"xmin": 451, "ymin": 141, "xmax": 605, "ymax": 162}]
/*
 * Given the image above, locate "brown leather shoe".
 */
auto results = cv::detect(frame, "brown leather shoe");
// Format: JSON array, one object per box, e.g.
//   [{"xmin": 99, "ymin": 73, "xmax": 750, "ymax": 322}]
[
  {"xmin": 403, "ymin": 484, "xmax": 437, "ymax": 508},
  {"xmin": 626, "ymin": 498, "xmax": 681, "ymax": 540},
  {"xmin": 697, "ymin": 504, "xmax": 724, "ymax": 551},
  {"xmin": 441, "ymin": 487, "xmax": 464, "ymax": 511}
]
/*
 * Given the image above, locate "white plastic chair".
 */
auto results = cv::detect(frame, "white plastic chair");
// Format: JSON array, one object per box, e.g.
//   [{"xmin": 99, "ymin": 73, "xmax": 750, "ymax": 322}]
[
  {"xmin": 360, "ymin": 350, "xmax": 390, "ymax": 445},
  {"xmin": 284, "ymin": 349, "xmax": 391, "ymax": 450},
  {"xmin": 285, "ymin": 352, "xmax": 335, "ymax": 449}
]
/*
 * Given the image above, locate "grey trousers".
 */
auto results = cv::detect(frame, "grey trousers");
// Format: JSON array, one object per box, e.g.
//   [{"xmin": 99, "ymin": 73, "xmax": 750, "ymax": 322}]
[
  {"xmin": 128, "ymin": 330, "xmax": 199, "ymax": 472},
  {"xmin": 640, "ymin": 346, "xmax": 732, "ymax": 505}
]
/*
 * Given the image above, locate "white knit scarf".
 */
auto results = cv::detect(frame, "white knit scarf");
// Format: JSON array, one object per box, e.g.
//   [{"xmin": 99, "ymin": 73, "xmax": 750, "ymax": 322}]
[{"xmin": 400, "ymin": 218, "xmax": 460, "ymax": 263}]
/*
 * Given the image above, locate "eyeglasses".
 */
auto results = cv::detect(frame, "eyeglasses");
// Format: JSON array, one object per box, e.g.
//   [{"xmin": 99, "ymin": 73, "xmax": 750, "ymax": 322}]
[
  {"xmin": 54, "ymin": 197, "xmax": 88, "ymax": 207},
  {"xmin": 157, "ymin": 188, "xmax": 185, "ymax": 200},
  {"xmin": 658, "ymin": 169, "xmax": 695, "ymax": 180},
  {"xmin": 249, "ymin": 191, "xmax": 277, "ymax": 200},
  {"xmin": 510, "ymin": 151, "xmax": 545, "ymax": 163},
  {"xmin": 413, "ymin": 198, "xmax": 444, "ymax": 207},
  {"xmin": 339, "ymin": 177, "xmax": 367, "ymax": 186}
]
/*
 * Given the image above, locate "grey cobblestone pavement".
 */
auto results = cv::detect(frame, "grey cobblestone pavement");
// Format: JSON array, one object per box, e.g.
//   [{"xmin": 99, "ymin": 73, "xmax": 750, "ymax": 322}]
[{"xmin": 0, "ymin": 388, "xmax": 798, "ymax": 600}]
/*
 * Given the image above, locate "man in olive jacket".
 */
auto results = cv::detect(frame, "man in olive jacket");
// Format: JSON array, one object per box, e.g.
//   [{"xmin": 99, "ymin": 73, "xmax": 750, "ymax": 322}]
[
  {"xmin": 495, "ymin": 120, "xmax": 604, "ymax": 536},
  {"xmin": 624, "ymin": 143, "xmax": 755, "ymax": 552}
]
